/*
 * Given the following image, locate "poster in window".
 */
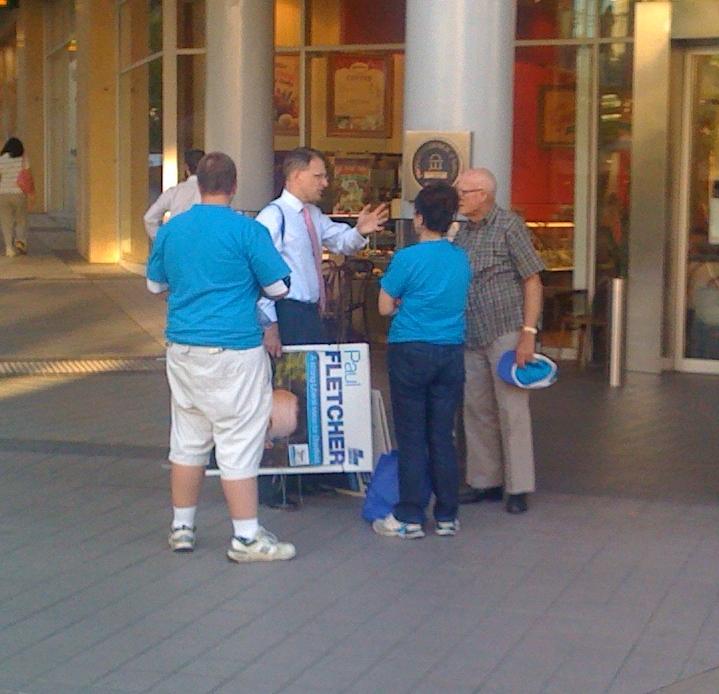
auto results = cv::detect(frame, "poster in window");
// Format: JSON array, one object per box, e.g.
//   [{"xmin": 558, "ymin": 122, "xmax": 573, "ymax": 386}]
[
  {"xmin": 538, "ymin": 86, "xmax": 575, "ymax": 147},
  {"xmin": 327, "ymin": 53, "xmax": 392, "ymax": 138},
  {"xmin": 332, "ymin": 157, "xmax": 373, "ymax": 214},
  {"xmin": 274, "ymin": 53, "xmax": 300, "ymax": 135}
]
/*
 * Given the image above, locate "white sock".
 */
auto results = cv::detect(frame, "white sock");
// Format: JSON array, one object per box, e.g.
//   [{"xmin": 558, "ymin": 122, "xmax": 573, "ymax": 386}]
[
  {"xmin": 172, "ymin": 506, "xmax": 197, "ymax": 530},
  {"xmin": 233, "ymin": 518, "xmax": 259, "ymax": 540}
]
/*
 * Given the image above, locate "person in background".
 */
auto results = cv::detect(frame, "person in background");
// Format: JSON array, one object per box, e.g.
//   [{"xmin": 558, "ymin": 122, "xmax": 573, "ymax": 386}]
[
  {"xmin": 454, "ymin": 168, "xmax": 544, "ymax": 514},
  {"xmin": 0, "ymin": 137, "xmax": 32, "ymax": 257},
  {"xmin": 143, "ymin": 149, "xmax": 205, "ymax": 240},
  {"xmin": 146, "ymin": 151, "xmax": 296, "ymax": 563},
  {"xmin": 373, "ymin": 182, "xmax": 471, "ymax": 539}
]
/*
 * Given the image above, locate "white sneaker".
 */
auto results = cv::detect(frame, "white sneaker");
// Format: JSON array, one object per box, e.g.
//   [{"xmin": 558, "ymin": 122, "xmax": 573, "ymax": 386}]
[
  {"xmin": 227, "ymin": 527, "xmax": 296, "ymax": 563},
  {"xmin": 372, "ymin": 513, "xmax": 425, "ymax": 539},
  {"xmin": 168, "ymin": 525, "xmax": 196, "ymax": 552},
  {"xmin": 435, "ymin": 519, "xmax": 460, "ymax": 536},
  {"xmin": 4, "ymin": 247, "xmax": 17, "ymax": 257}
]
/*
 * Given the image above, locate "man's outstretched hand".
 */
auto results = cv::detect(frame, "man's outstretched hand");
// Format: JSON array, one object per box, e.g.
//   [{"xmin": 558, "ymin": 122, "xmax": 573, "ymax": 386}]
[{"xmin": 356, "ymin": 202, "xmax": 390, "ymax": 236}]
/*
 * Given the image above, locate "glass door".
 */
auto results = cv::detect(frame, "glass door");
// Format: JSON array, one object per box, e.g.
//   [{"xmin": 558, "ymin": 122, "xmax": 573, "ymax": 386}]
[{"xmin": 677, "ymin": 50, "xmax": 719, "ymax": 372}]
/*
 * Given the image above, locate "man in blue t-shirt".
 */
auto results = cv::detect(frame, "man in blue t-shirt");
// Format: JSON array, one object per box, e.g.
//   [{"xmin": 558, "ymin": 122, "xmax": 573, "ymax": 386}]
[{"xmin": 147, "ymin": 151, "xmax": 296, "ymax": 564}]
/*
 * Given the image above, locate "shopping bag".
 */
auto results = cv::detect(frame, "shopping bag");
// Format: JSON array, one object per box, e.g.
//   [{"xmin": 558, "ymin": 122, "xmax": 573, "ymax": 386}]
[
  {"xmin": 16, "ymin": 168, "xmax": 35, "ymax": 196},
  {"xmin": 361, "ymin": 450, "xmax": 432, "ymax": 522}
]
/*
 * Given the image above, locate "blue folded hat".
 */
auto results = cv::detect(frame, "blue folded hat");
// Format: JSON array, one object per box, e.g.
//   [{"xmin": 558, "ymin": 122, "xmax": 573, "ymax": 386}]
[{"xmin": 496, "ymin": 350, "xmax": 558, "ymax": 389}]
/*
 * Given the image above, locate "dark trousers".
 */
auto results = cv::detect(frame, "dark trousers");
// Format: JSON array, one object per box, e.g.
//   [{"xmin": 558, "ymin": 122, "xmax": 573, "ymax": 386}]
[
  {"xmin": 388, "ymin": 342, "xmax": 465, "ymax": 524},
  {"xmin": 275, "ymin": 299, "xmax": 326, "ymax": 345}
]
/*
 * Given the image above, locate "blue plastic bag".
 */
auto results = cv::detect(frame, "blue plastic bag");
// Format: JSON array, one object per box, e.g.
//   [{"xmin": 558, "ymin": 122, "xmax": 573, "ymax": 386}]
[{"xmin": 362, "ymin": 450, "xmax": 432, "ymax": 522}]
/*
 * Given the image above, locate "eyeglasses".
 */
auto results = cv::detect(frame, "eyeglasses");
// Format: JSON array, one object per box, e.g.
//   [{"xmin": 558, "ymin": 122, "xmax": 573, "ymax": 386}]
[{"xmin": 456, "ymin": 188, "xmax": 484, "ymax": 196}]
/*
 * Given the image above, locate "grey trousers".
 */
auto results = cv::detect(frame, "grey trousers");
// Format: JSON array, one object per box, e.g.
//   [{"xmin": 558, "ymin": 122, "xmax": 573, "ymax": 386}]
[{"xmin": 463, "ymin": 331, "xmax": 536, "ymax": 494}]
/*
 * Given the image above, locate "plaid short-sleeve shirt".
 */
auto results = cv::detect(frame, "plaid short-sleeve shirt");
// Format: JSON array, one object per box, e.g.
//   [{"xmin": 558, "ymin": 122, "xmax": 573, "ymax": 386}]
[{"xmin": 454, "ymin": 205, "xmax": 544, "ymax": 349}]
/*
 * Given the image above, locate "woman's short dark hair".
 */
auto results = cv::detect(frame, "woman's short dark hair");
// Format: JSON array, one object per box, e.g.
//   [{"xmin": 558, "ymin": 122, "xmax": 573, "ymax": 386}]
[
  {"xmin": 414, "ymin": 182, "xmax": 459, "ymax": 234},
  {"xmin": 282, "ymin": 147, "xmax": 325, "ymax": 179},
  {"xmin": 1, "ymin": 137, "xmax": 24, "ymax": 158},
  {"xmin": 197, "ymin": 152, "xmax": 236, "ymax": 195},
  {"xmin": 184, "ymin": 149, "xmax": 205, "ymax": 175}
]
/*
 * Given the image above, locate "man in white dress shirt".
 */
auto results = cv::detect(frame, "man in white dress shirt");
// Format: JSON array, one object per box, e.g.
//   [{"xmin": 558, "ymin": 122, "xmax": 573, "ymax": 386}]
[
  {"xmin": 256, "ymin": 147, "xmax": 389, "ymax": 356},
  {"xmin": 143, "ymin": 149, "xmax": 205, "ymax": 240}
]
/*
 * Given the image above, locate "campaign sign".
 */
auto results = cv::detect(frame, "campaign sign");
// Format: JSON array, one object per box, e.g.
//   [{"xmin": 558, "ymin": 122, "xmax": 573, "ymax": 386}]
[{"xmin": 260, "ymin": 343, "xmax": 373, "ymax": 475}]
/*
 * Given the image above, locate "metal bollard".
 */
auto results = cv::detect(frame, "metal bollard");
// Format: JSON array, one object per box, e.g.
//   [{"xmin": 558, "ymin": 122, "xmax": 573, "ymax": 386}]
[{"xmin": 608, "ymin": 277, "xmax": 626, "ymax": 387}]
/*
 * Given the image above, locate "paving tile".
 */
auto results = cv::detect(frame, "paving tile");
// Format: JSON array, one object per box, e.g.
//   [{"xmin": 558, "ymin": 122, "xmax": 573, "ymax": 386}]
[
  {"xmin": 92, "ymin": 667, "xmax": 168, "ymax": 693},
  {"xmin": 145, "ymin": 672, "xmax": 224, "ymax": 694},
  {"xmin": 3, "ymin": 271, "xmax": 719, "ymax": 694}
]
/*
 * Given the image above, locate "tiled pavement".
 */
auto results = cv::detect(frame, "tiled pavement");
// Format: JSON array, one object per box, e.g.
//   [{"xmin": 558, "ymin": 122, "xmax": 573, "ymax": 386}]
[{"xmin": 1, "ymin": 225, "xmax": 719, "ymax": 693}]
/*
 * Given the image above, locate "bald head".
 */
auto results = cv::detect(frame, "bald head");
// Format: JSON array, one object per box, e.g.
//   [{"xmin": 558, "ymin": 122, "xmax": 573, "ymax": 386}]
[{"xmin": 456, "ymin": 168, "xmax": 497, "ymax": 222}]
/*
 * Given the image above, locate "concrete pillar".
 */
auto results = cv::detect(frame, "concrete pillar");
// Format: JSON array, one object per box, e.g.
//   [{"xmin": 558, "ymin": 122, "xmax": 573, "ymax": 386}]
[
  {"xmin": 15, "ymin": 2, "xmax": 45, "ymax": 212},
  {"xmin": 205, "ymin": 0, "xmax": 274, "ymax": 212},
  {"xmin": 403, "ymin": 0, "xmax": 516, "ymax": 206},
  {"xmin": 626, "ymin": 2, "xmax": 671, "ymax": 373},
  {"xmin": 75, "ymin": 0, "xmax": 118, "ymax": 262}
]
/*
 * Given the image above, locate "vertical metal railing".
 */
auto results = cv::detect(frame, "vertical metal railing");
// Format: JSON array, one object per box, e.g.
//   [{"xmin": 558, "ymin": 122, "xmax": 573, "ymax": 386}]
[{"xmin": 609, "ymin": 278, "xmax": 626, "ymax": 387}]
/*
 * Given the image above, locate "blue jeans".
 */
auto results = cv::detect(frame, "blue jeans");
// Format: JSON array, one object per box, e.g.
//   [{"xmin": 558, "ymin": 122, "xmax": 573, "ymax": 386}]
[{"xmin": 388, "ymin": 342, "xmax": 465, "ymax": 524}]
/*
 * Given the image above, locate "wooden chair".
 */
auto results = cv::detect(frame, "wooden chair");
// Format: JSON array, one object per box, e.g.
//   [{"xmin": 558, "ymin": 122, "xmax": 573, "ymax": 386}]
[
  {"xmin": 321, "ymin": 259, "xmax": 342, "ymax": 342},
  {"xmin": 320, "ymin": 258, "xmax": 375, "ymax": 343},
  {"xmin": 338, "ymin": 258, "xmax": 375, "ymax": 342},
  {"xmin": 556, "ymin": 283, "xmax": 608, "ymax": 368}
]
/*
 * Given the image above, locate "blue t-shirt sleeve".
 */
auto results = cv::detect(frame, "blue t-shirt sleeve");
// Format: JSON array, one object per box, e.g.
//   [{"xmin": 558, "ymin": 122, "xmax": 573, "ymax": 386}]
[
  {"xmin": 379, "ymin": 252, "xmax": 408, "ymax": 298},
  {"xmin": 146, "ymin": 229, "xmax": 167, "ymax": 283},
  {"xmin": 246, "ymin": 221, "xmax": 291, "ymax": 286}
]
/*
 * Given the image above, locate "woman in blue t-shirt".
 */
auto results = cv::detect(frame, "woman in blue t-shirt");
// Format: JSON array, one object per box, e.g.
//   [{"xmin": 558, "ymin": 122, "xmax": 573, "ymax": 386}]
[{"xmin": 373, "ymin": 182, "xmax": 471, "ymax": 539}]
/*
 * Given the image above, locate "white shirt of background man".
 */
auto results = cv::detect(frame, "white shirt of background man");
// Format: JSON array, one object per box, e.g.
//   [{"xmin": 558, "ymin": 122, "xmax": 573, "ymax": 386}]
[{"xmin": 143, "ymin": 175, "xmax": 202, "ymax": 240}]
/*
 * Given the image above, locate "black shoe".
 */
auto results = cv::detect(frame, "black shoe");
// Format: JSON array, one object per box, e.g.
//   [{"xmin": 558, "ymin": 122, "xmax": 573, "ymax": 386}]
[
  {"xmin": 458, "ymin": 485, "xmax": 504, "ymax": 504},
  {"xmin": 482, "ymin": 486, "xmax": 504, "ymax": 502},
  {"xmin": 506, "ymin": 493, "xmax": 528, "ymax": 514}
]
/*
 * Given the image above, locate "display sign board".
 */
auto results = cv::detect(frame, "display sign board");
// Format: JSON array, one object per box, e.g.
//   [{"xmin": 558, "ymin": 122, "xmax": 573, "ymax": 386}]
[
  {"xmin": 402, "ymin": 131, "xmax": 472, "ymax": 202},
  {"xmin": 259, "ymin": 343, "xmax": 373, "ymax": 475}
]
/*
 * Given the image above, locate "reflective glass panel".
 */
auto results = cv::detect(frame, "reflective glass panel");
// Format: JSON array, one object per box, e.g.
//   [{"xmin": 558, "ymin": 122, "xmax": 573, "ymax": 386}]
[
  {"xmin": 308, "ymin": 0, "xmax": 405, "ymax": 46},
  {"xmin": 275, "ymin": 0, "xmax": 302, "ymax": 47},
  {"xmin": 599, "ymin": 0, "xmax": 635, "ymax": 39},
  {"xmin": 45, "ymin": 0, "xmax": 75, "ymax": 50},
  {"xmin": 118, "ymin": 58, "xmax": 162, "ymax": 264},
  {"xmin": 177, "ymin": 0, "xmax": 205, "ymax": 49},
  {"xmin": 177, "ymin": 54, "xmax": 205, "ymax": 180},
  {"xmin": 516, "ymin": 0, "xmax": 592, "ymax": 40},
  {"xmin": 596, "ymin": 44, "xmax": 632, "ymax": 284},
  {"xmin": 685, "ymin": 54, "xmax": 719, "ymax": 361},
  {"xmin": 120, "ymin": 0, "xmax": 162, "ymax": 69}
]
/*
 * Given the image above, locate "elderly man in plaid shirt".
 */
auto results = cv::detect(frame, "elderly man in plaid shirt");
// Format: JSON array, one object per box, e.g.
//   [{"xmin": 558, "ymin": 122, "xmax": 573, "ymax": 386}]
[{"xmin": 453, "ymin": 168, "xmax": 544, "ymax": 514}]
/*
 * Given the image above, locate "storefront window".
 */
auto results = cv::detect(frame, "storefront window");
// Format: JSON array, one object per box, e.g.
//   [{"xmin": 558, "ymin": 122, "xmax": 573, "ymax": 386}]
[
  {"xmin": 118, "ymin": 58, "xmax": 162, "ymax": 263},
  {"xmin": 119, "ymin": 0, "xmax": 162, "ymax": 69},
  {"xmin": 177, "ymin": 54, "xmax": 205, "ymax": 179},
  {"xmin": 177, "ymin": 0, "xmax": 205, "ymax": 49},
  {"xmin": 308, "ymin": 0, "xmax": 405, "ymax": 46},
  {"xmin": 685, "ymin": 54, "xmax": 719, "ymax": 361},
  {"xmin": 512, "ymin": 46, "xmax": 581, "ymax": 274},
  {"xmin": 516, "ymin": 0, "xmax": 593, "ymax": 40}
]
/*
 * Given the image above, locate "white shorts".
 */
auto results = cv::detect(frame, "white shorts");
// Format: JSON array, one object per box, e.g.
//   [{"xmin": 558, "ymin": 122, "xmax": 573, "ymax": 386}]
[{"xmin": 166, "ymin": 343, "xmax": 272, "ymax": 480}]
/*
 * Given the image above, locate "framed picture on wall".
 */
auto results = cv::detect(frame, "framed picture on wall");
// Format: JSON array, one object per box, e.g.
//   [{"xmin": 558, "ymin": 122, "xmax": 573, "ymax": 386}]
[
  {"xmin": 327, "ymin": 53, "xmax": 392, "ymax": 138},
  {"xmin": 274, "ymin": 53, "xmax": 300, "ymax": 135},
  {"xmin": 538, "ymin": 86, "xmax": 575, "ymax": 147}
]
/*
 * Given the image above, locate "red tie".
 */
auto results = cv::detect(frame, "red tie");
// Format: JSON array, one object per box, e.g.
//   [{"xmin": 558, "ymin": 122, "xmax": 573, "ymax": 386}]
[{"xmin": 302, "ymin": 205, "xmax": 325, "ymax": 312}]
